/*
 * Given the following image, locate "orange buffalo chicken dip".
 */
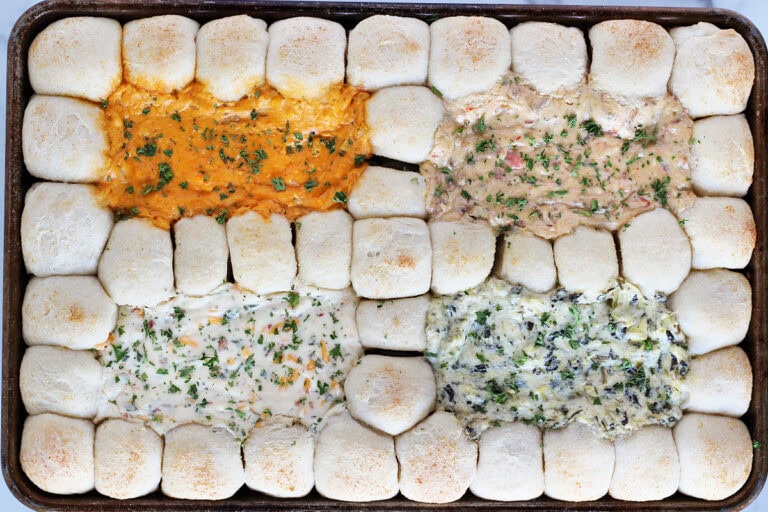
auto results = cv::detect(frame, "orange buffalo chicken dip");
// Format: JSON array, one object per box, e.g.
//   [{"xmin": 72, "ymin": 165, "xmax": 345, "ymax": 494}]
[{"xmin": 99, "ymin": 82, "xmax": 370, "ymax": 228}]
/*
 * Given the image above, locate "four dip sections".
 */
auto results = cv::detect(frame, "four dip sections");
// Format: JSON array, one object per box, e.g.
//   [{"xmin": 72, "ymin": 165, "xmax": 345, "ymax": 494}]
[{"xmin": 16, "ymin": 12, "xmax": 758, "ymax": 506}]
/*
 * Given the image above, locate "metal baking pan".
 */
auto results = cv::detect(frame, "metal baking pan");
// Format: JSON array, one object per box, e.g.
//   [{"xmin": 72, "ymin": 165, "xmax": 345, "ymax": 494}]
[{"xmin": 4, "ymin": 1, "xmax": 767, "ymax": 510}]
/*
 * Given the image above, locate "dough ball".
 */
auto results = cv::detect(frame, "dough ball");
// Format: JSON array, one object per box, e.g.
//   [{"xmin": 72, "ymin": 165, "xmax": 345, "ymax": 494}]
[
  {"xmin": 20, "ymin": 413, "xmax": 94, "ymax": 495},
  {"xmin": 347, "ymin": 16, "xmax": 429, "ymax": 91},
  {"xmin": 266, "ymin": 17, "xmax": 346, "ymax": 100},
  {"xmin": 669, "ymin": 269, "xmax": 751, "ymax": 356},
  {"xmin": 351, "ymin": 217, "xmax": 431, "ymax": 299},
  {"xmin": 396, "ymin": 411, "xmax": 477, "ymax": 503},
  {"xmin": 366, "ymin": 86, "xmax": 444, "ymax": 163},
  {"xmin": 21, "ymin": 182, "xmax": 112, "ymax": 276},
  {"xmin": 28, "ymin": 17, "xmax": 122, "ymax": 102},
  {"xmin": 344, "ymin": 355, "xmax": 435, "ymax": 435},
  {"xmin": 510, "ymin": 22, "xmax": 586, "ymax": 95},
  {"xmin": 123, "ymin": 15, "xmax": 199, "ymax": 93},
  {"xmin": 94, "ymin": 419, "xmax": 162, "ymax": 499},
  {"xmin": 314, "ymin": 410, "xmax": 398, "ymax": 501},
  {"xmin": 674, "ymin": 413, "xmax": 752, "ymax": 500}
]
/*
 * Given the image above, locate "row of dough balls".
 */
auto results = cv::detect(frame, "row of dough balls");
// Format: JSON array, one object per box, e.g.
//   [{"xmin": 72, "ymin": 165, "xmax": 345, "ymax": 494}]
[
  {"xmin": 29, "ymin": 15, "xmax": 754, "ymax": 112},
  {"xmin": 19, "ymin": 407, "xmax": 752, "ymax": 503},
  {"xmin": 20, "ymin": 168, "xmax": 757, "ymax": 287},
  {"xmin": 24, "ymin": 20, "xmax": 756, "ymax": 196},
  {"xmin": 21, "ymin": 175, "xmax": 754, "ymax": 351}
]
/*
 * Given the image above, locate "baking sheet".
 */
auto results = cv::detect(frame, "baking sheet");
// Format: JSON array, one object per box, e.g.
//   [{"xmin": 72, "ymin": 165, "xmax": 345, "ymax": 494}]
[{"xmin": 3, "ymin": 1, "xmax": 766, "ymax": 510}]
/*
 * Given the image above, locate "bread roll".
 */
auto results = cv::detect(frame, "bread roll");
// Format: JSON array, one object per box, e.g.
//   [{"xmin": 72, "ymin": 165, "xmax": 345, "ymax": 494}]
[
  {"xmin": 162, "ymin": 424, "xmax": 244, "ymax": 500},
  {"xmin": 295, "ymin": 210, "xmax": 352, "ymax": 290},
  {"xmin": 356, "ymin": 295, "xmax": 428, "ymax": 351},
  {"xmin": 669, "ymin": 23, "xmax": 755, "ymax": 118},
  {"xmin": 344, "ymin": 355, "xmax": 435, "ymax": 435},
  {"xmin": 496, "ymin": 231, "xmax": 556, "ymax": 293},
  {"xmin": 609, "ymin": 425, "xmax": 679, "ymax": 501},
  {"xmin": 173, "ymin": 215, "xmax": 228, "ymax": 296},
  {"xmin": 196, "ymin": 15, "xmax": 269, "ymax": 102},
  {"xmin": 351, "ymin": 217, "xmax": 431, "ymax": 299},
  {"xmin": 123, "ymin": 15, "xmax": 199, "ymax": 93},
  {"xmin": 396, "ymin": 411, "xmax": 477, "ymax": 503},
  {"xmin": 22, "ymin": 276, "xmax": 117, "ymax": 350},
  {"xmin": 470, "ymin": 422, "xmax": 544, "ymax": 501},
  {"xmin": 430, "ymin": 220, "xmax": 495, "ymax": 295},
  {"xmin": 266, "ymin": 17, "xmax": 346, "ymax": 100},
  {"xmin": 22, "ymin": 95, "xmax": 108, "ymax": 182},
  {"xmin": 314, "ymin": 410, "xmax": 398, "ymax": 501},
  {"xmin": 428, "ymin": 17, "xmax": 511, "ymax": 99},
  {"xmin": 589, "ymin": 20, "xmax": 675, "ymax": 103},
  {"xmin": 28, "ymin": 17, "xmax": 122, "ymax": 102},
  {"xmin": 347, "ymin": 15, "xmax": 429, "ymax": 91},
  {"xmin": 20, "ymin": 346, "xmax": 102, "ymax": 417},
  {"xmin": 554, "ymin": 226, "xmax": 618, "ymax": 297},
  {"xmin": 94, "ymin": 419, "xmax": 163, "ymax": 499},
  {"xmin": 366, "ymin": 86, "xmax": 444, "ymax": 164},
  {"xmin": 683, "ymin": 346, "xmax": 752, "ymax": 417},
  {"xmin": 669, "ymin": 269, "xmax": 751, "ymax": 356},
  {"xmin": 510, "ymin": 22, "xmax": 586, "ymax": 95},
  {"xmin": 21, "ymin": 182, "xmax": 112, "ymax": 276},
  {"xmin": 98, "ymin": 218, "xmax": 174, "ymax": 307},
  {"xmin": 669, "ymin": 21, "xmax": 720, "ymax": 47},
  {"xmin": 690, "ymin": 115, "xmax": 753, "ymax": 197},
  {"xmin": 680, "ymin": 197, "xmax": 755, "ymax": 269},
  {"xmin": 347, "ymin": 166, "xmax": 427, "ymax": 219},
  {"xmin": 543, "ymin": 422, "xmax": 614, "ymax": 501},
  {"xmin": 227, "ymin": 211, "xmax": 296, "ymax": 294},
  {"xmin": 243, "ymin": 417, "xmax": 314, "ymax": 498},
  {"xmin": 674, "ymin": 413, "xmax": 752, "ymax": 500},
  {"xmin": 20, "ymin": 413, "xmax": 94, "ymax": 495},
  {"xmin": 618, "ymin": 208, "xmax": 691, "ymax": 297}
]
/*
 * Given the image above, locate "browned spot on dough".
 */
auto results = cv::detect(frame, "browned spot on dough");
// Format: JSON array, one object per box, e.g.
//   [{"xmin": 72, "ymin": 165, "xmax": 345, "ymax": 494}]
[
  {"xmin": 69, "ymin": 306, "xmax": 84, "ymax": 322},
  {"xmin": 397, "ymin": 254, "xmax": 416, "ymax": 269}
]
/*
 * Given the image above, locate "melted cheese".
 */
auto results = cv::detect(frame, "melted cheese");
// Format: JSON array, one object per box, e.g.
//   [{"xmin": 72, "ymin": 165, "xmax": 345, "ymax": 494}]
[
  {"xmin": 99, "ymin": 82, "xmax": 370, "ymax": 229},
  {"xmin": 98, "ymin": 284, "xmax": 362, "ymax": 440},
  {"xmin": 426, "ymin": 278, "xmax": 689, "ymax": 439}
]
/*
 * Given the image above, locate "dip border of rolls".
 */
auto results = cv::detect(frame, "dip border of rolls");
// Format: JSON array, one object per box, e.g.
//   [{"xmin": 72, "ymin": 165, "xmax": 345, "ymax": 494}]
[{"xmin": 18, "ymin": 13, "xmax": 757, "ymax": 504}]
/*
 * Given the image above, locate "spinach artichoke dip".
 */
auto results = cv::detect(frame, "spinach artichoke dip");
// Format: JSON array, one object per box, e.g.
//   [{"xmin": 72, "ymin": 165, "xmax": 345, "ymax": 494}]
[
  {"xmin": 422, "ymin": 72, "xmax": 695, "ymax": 238},
  {"xmin": 99, "ymin": 284, "xmax": 361, "ymax": 440},
  {"xmin": 426, "ymin": 278, "xmax": 689, "ymax": 439}
]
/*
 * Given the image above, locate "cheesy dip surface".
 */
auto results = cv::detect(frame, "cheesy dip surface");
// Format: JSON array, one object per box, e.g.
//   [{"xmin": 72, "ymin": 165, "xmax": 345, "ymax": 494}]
[
  {"xmin": 99, "ymin": 284, "xmax": 361, "ymax": 440},
  {"xmin": 426, "ymin": 278, "xmax": 690, "ymax": 438},
  {"xmin": 100, "ymin": 83, "xmax": 370, "ymax": 229},
  {"xmin": 422, "ymin": 72, "xmax": 695, "ymax": 238}
]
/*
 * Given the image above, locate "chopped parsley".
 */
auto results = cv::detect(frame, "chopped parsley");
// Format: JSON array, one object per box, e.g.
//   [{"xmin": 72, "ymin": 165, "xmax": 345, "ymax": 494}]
[
  {"xmin": 472, "ymin": 115, "xmax": 488, "ymax": 134},
  {"xmin": 284, "ymin": 291, "xmax": 300, "ymax": 308},
  {"xmin": 332, "ymin": 191, "xmax": 347, "ymax": 204},
  {"xmin": 651, "ymin": 176, "xmax": 671, "ymax": 207},
  {"xmin": 136, "ymin": 142, "xmax": 157, "ymax": 157},
  {"xmin": 475, "ymin": 309, "xmax": 491, "ymax": 325},
  {"xmin": 354, "ymin": 154, "xmax": 367, "ymax": 167},
  {"xmin": 581, "ymin": 119, "xmax": 603, "ymax": 137},
  {"xmin": 270, "ymin": 177, "xmax": 286, "ymax": 191}
]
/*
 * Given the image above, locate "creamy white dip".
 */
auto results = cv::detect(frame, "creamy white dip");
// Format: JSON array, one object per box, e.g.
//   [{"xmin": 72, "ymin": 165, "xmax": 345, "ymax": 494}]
[{"xmin": 98, "ymin": 284, "xmax": 361, "ymax": 440}]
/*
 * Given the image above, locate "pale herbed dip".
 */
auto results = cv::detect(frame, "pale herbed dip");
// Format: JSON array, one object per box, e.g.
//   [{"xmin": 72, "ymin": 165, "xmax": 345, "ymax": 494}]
[
  {"xmin": 98, "ymin": 284, "xmax": 361, "ymax": 440},
  {"xmin": 422, "ymin": 72, "xmax": 695, "ymax": 238},
  {"xmin": 426, "ymin": 278, "xmax": 689, "ymax": 439}
]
